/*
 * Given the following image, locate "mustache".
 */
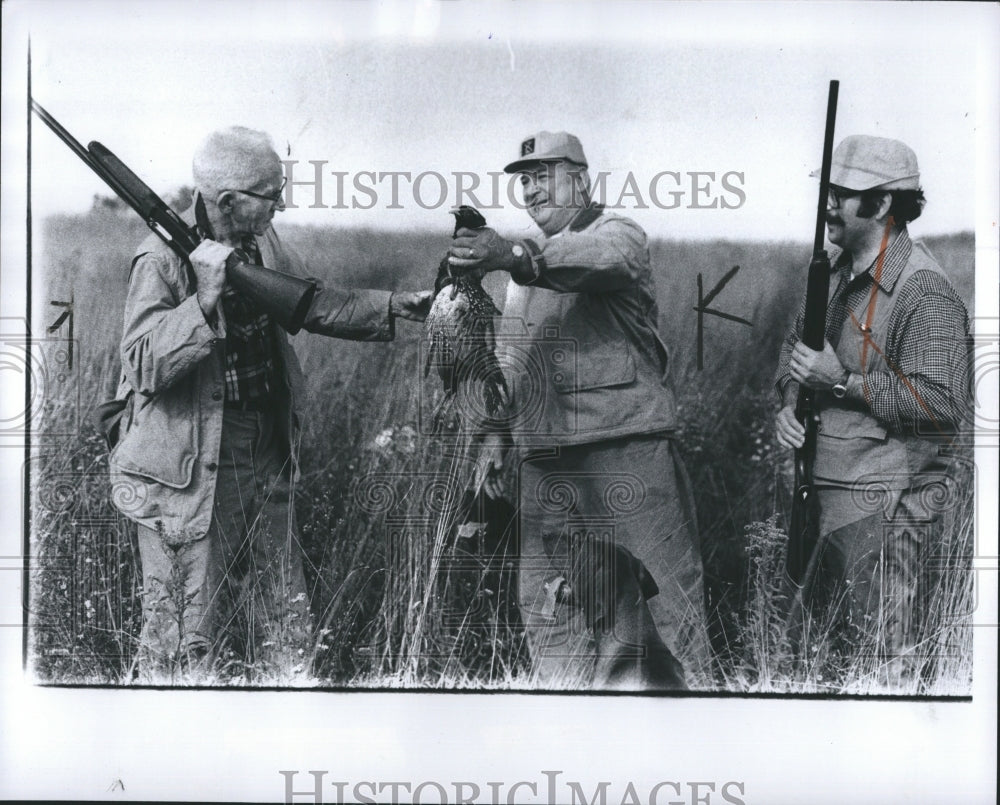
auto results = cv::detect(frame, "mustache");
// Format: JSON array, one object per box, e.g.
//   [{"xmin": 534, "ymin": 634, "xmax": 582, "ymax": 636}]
[{"xmin": 826, "ymin": 213, "xmax": 843, "ymax": 226}]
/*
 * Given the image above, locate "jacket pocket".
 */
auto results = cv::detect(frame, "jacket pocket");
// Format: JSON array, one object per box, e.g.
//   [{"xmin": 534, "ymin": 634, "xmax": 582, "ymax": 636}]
[
  {"xmin": 551, "ymin": 294, "xmax": 637, "ymax": 393},
  {"xmin": 818, "ymin": 406, "xmax": 888, "ymax": 441},
  {"xmin": 110, "ymin": 384, "xmax": 197, "ymax": 488}
]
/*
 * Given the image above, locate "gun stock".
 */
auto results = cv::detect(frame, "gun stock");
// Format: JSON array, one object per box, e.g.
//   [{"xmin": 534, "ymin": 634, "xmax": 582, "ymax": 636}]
[
  {"xmin": 786, "ymin": 80, "xmax": 839, "ymax": 586},
  {"xmin": 32, "ymin": 101, "xmax": 317, "ymax": 334}
]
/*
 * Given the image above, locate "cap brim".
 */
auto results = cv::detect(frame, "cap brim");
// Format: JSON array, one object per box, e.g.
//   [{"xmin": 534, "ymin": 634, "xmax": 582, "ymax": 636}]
[
  {"xmin": 504, "ymin": 157, "xmax": 546, "ymax": 174},
  {"xmin": 504, "ymin": 156, "xmax": 587, "ymax": 174},
  {"xmin": 811, "ymin": 165, "xmax": 920, "ymax": 192}
]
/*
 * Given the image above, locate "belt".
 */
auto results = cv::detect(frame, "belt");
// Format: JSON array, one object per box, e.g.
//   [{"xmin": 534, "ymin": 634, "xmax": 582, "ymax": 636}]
[{"xmin": 224, "ymin": 396, "xmax": 274, "ymax": 413}]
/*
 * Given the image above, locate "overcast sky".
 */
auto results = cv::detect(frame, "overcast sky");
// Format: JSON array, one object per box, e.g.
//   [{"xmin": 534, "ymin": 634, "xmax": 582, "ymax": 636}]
[{"xmin": 12, "ymin": 0, "xmax": 995, "ymax": 242}]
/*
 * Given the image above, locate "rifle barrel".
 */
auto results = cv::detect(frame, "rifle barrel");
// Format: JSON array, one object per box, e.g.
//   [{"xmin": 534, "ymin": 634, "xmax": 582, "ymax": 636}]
[
  {"xmin": 31, "ymin": 99, "xmax": 317, "ymax": 334},
  {"xmin": 31, "ymin": 100, "xmax": 153, "ymax": 225},
  {"xmin": 788, "ymin": 79, "xmax": 841, "ymax": 586},
  {"xmin": 813, "ymin": 80, "xmax": 840, "ymax": 253},
  {"xmin": 31, "ymin": 99, "xmax": 101, "ymax": 174}
]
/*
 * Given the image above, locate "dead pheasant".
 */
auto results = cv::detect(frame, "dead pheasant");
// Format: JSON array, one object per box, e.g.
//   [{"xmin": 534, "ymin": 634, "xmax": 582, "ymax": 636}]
[{"xmin": 424, "ymin": 206, "xmax": 509, "ymax": 428}]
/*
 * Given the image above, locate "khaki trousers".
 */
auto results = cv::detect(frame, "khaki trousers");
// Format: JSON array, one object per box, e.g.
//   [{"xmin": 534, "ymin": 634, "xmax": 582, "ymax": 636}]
[
  {"xmin": 136, "ymin": 407, "xmax": 311, "ymax": 676},
  {"xmin": 515, "ymin": 435, "xmax": 711, "ymax": 689}
]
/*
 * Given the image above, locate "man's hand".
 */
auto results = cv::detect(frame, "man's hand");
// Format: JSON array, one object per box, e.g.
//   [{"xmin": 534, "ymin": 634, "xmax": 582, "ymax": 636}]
[
  {"xmin": 473, "ymin": 432, "xmax": 507, "ymax": 500},
  {"xmin": 448, "ymin": 227, "xmax": 523, "ymax": 274},
  {"xmin": 190, "ymin": 240, "xmax": 231, "ymax": 318},
  {"xmin": 789, "ymin": 339, "xmax": 845, "ymax": 390},
  {"xmin": 775, "ymin": 404, "xmax": 806, "ymax": 449},
  {"xmin": 390, "ymin": 290, "xmax": 434, "ymax": 322}
]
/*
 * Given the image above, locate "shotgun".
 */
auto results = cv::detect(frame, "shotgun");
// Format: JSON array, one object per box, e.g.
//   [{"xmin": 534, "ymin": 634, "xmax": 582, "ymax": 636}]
[
  {"xmin": 786, "ymin": 80, "xmax": 839, "ymax": 585},
  {"xmin": 30, "ymin": 100, "xmax": 317, "ymax": 334}
]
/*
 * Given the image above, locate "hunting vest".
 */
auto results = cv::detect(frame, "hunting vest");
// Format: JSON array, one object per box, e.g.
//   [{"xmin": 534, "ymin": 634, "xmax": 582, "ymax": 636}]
[
  {"xmin": 499, "ymin": 209, "xmax": 678, "ymax": 446},
  {"xmin": 814, "ymin": 240, "xmax": 949, "ymax": 488}
]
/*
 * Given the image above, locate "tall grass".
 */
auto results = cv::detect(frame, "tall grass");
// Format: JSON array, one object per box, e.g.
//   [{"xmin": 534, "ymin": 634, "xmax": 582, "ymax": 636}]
[{"xmin": 28, "ymin": 209, "xmax": 976, "ymax": 692}]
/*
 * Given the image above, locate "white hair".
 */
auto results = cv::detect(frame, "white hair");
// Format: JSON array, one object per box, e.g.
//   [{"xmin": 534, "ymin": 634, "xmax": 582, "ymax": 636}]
[{"xmin": 192, "ymin": 126, "xmax": 279, "ymax": 198}]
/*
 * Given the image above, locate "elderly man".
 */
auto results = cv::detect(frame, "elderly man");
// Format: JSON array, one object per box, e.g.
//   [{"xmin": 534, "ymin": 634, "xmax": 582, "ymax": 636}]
[
  {"xmin": 775, "ymin": 135, "xmax": 970, "ymax": 679},
  {"xmin": 109, "ymin": 126, "xmax": 430, "ymax": 676},
  {"xmin": 447, "ymin": 131, "xmax": 711, "ymax": 689}
]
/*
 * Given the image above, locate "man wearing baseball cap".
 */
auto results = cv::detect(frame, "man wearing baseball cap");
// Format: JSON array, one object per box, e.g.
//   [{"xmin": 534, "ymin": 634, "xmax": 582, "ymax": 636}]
[
  {"xmin": 447, "ymin": 131, "xmax": 711, "ymax": 690},
  {"xmin": 774, "ymin": 135, "xmax": 971, "ymax": 683}
]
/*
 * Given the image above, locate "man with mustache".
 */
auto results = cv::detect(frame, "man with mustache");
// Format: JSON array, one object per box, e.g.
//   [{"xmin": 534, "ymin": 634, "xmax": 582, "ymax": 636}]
[
  {"xmin": 446, "ymin": 131, "xmax": 710, "ymax": 689},
  {"xmin": 774, "ymin": 135, "xmax": 971, "ymax": 682},
  {"xmin": 110, "ymin": 126, "xmax": 431, "ymax": 677}
]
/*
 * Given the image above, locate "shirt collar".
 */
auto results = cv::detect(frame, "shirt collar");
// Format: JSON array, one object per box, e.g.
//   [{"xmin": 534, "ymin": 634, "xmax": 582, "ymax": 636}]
[
  {"xmin": 193, "ymin": 191, "xmax": 258, "ymax": 252},
  {"xmin": 832, "ymin": 227, "xmax": 912, "ymax": 294},
  {"xmin": 193, "ymin": 192, "xmax": 215, "ymax": 239},
  {"xmin": 568, "ymin": 203, "xmax": 605, "ymax": 232}
]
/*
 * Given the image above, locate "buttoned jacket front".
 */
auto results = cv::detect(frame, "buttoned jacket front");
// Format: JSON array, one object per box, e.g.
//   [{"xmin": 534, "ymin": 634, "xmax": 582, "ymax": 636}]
[{"xmin": 109, "ymin": 209, "xmax": 394, "ymax": 539}]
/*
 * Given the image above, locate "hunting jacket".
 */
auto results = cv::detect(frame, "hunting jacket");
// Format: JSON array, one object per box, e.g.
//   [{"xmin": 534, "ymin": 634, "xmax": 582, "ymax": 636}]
[
  {"xmin": 109, "ymin": 208, "xmax": 394, "ymax": 540},
  {"xmin": 498, "ymin": 205, "xmax": 679, "ymax": 446},
  {"xmin": 777, "ymin": 230, "xmax": 971, "ymax": 491},
  {"xmin": 814, "ymin": 240, "xmax": 967, "ymax": 488}
]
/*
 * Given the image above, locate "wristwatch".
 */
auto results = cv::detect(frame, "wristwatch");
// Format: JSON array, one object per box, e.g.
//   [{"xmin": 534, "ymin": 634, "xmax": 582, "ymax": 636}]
[{"xmin": 832, "ymin": 369, "xmax": 851, "ymax": 399}]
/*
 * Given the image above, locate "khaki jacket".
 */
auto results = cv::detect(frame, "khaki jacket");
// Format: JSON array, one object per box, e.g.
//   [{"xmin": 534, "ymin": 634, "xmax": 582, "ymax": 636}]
[
  {"xmin": 109, "ymin": 215, "xmax": 393, "ymax": 539},
  {"xmin": 498, "ymin": 206, "xmax": 678, "ymax": 446}
]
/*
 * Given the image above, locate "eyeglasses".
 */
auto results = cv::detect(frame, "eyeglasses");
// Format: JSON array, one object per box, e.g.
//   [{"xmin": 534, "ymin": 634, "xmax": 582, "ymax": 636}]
[
  {"xmin": 827, "ymin": 186, "xmax": 861, "ymax": 209},
  {"xmin": 232, "ymin": 177, "xmax": 286, "ymax": 204}
]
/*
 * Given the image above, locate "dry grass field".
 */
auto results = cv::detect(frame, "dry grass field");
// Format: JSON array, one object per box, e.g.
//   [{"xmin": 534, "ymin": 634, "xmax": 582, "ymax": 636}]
[{"xmin": 28, "ymin": 207, "xmax": 976, "ymax": 693}]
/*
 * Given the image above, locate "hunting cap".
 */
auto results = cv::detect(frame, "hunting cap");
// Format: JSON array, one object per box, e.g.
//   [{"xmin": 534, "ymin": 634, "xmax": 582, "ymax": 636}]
[
  {"xmin": 504, "ymin": 130, "xmax": 588, "ymax": 173},
  {"xmin": 813, "ymin": 135, "xmax": 920, "ymax": 191}
]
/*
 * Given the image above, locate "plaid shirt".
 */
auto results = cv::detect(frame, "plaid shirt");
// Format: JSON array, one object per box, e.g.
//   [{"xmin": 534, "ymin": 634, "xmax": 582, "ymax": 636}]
[
  {"xmin": 776, "ymin": 229, "xmax": 971, "ymax": 434},
  {"xmin": 219, "ymin": 236, "xmax": 276, "ymax": 403}
]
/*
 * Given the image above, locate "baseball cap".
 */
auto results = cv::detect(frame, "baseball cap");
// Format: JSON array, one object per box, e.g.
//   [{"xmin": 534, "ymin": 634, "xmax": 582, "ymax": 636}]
[
  {"xmin": 813, "ymin": 135, "xmax": 920, "ymax": 191},
  {"xmin": 504, "ymin": 130, "xmax": 588, "ymax": 173}
]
